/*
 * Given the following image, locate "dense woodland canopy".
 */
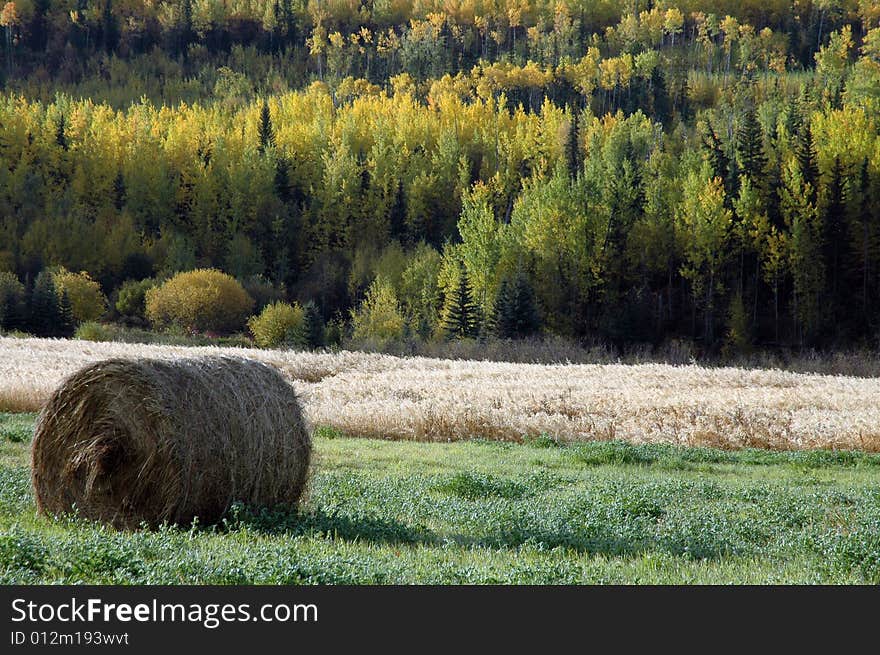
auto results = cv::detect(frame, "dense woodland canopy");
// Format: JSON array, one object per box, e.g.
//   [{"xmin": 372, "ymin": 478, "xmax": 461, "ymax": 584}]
[{"xmin": 1, "ymin": 0, "xmax": 880, "ymax": 352}]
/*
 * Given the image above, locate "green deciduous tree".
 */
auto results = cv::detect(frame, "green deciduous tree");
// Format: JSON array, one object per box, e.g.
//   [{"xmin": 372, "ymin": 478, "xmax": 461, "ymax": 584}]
[{"xmin": 676, "ymin": 162, "xmax": 733, "ymax": 344}]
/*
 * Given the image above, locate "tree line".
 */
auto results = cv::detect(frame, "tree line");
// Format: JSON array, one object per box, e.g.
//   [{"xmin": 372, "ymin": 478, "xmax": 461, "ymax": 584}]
[{"xmin": 0, "ymin": 6, "xmax": 879, "ymax": 352}]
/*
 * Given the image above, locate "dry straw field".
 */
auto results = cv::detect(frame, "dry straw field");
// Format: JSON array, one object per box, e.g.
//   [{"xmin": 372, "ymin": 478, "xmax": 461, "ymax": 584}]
[{"xmin": 3, "ymin": 336, "xmax": 880, "ymax": 451}]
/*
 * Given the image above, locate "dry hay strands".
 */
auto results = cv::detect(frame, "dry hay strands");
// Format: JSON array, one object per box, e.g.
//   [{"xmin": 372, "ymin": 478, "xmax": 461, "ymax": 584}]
[{"xmin": 31, "ymin": 356, "xmax": 312, "ymax": 530}]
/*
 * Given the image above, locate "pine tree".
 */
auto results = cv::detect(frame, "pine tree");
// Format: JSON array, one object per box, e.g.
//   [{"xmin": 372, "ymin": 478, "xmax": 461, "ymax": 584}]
[
  {"xmin": 302, "ymin": 300, "xmax": 325, "ymax": 348},
  {"xmin": 258, "ymin": 100, "xmax": 275, "ymax": 153},
  {"xmin": 441, "ymin": 262, "xmax": 478, "ymax": 339},
  {"xmin": 494, "ymin": 269, "xmax": 540, "ymax": 339}
]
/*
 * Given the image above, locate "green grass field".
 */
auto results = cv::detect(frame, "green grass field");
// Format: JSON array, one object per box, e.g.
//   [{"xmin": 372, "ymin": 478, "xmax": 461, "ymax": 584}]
[{"xmin": 2, "ymin": 412, "xmax": 879, "ymax": 584}]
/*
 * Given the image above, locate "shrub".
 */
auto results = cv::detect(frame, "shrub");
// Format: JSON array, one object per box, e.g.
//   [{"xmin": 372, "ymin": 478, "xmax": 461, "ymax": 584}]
[
  {"xmin": 53, "ymin": 269, "xmax": 108, "ymax": 323},
  {"xmin": 351, "ymin": 276, "xmax": 405, "ymax": 343},
  {"xmin": 116, "ymin": 278, "xmax": 157, "ymax": 319},
  {"xmin": 248, "ymin": 301, "xmax": 305, "ymax": 348},
  {"xmin": 145, "ymin": 269, "xmax": 254, "ymax": 333},
  {"xmin": 75, "ymin": 321, "xmax": 113, "ymax": 342}
]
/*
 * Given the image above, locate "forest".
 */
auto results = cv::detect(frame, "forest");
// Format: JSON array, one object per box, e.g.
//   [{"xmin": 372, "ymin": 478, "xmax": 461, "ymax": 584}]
[{"xmin": 0, "ymin": 0, "xmax": 879, "ymax": 354}]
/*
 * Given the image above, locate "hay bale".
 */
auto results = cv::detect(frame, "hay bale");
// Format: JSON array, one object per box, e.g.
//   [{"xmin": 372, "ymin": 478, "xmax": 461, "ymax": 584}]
[{"xmin": 31, "ymin": 356, "xmax": 311, "ymax": 529}]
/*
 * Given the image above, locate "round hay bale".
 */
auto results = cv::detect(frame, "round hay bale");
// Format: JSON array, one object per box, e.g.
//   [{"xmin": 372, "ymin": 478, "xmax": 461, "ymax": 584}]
[{"xmin": 31, "ymin": 356, "xmax": 311, "ymax": 529}]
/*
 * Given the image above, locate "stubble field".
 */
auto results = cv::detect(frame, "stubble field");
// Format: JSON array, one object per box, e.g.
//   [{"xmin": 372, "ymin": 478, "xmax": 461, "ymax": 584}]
[{"xmin": 2, "ymin": 336, "xmax": 880, "ymax": 451}]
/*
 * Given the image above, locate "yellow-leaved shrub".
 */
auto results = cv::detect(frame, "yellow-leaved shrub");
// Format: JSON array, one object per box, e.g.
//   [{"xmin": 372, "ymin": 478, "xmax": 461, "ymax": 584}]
[
  {"xmin": 145, "ymin": 269, "xmax": 254, "ymax": 333},
  {"xmin": 247, "ymin": 301, "xmax": 306, "ymax": 348}
]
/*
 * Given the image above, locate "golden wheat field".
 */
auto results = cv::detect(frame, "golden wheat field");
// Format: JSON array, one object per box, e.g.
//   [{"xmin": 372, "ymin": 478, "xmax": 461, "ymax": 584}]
[{"xmin": 2, "ymin": 336, "xmax": 880, "ymax": 451}]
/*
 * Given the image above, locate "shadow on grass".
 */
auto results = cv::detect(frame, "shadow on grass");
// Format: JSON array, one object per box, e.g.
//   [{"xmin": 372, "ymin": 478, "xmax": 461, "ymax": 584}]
[{"xmin": 222, "ymin": 504, "xmax": 437, "ymax": 546}]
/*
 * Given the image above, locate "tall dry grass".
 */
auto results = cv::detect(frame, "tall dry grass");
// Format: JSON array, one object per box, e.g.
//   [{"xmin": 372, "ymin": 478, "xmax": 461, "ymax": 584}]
[{"xmin": 3, "ymin": 336, "xmax": 880, "ymax": 451}]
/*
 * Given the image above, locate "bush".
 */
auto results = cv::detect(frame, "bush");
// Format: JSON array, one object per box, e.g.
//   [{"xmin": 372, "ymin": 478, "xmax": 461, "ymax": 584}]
[
  {"xmin": 116, "ymin": 278, "xmax": 157, "ymax": 319},
  {"xmin": 53, "ymin": 269, "xmax": 108, "ymax": 323},
  {"xmin": 248, "ymin": 301, "xmax": 305, "ymax": 348},
  {"xmin": 74, "ymin": 322, "xmax": 114, "ymax": 342},
  {"xmin": 145, "ymin": 269, "xmax": 254, "ymax": 333}
]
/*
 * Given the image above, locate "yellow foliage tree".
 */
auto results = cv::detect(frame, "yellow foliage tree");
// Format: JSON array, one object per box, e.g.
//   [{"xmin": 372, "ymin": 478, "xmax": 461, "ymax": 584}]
[
  {"xmin": 53, "ymin": 268, "xmax": 107, "ymax": 323},
  {"xmin": 351, "ymin": 276, "xmax": 405, "ymax": 342}
]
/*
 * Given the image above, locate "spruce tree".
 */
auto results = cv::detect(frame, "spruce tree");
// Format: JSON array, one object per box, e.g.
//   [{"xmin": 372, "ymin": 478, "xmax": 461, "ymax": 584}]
[
  {"xmin": 28, "ymin": 272, "xmax": 62, "ymax": 337},
  {"xmin": 793, "ymin": 119, "xmax": 819, "ymax": 204},
  {"xmin": 736, "ymin": 106, "xmax": 767, "ymax": 186},
  {"xmin": 0, "ymin": 273, "xmax": 24, "ymax": 332},
  {"xmin": 441, "ymin": 262, "xmax": 478, "ymax": 339},
  {"xmin": 302, "ymin": 300, "xmax": 325, "ymax": 348},
  {"xmin": 701, "ymin": 124, "xmax": 734, "ymax": 201},
  {"xmin": 113, "ymin": 170, "xmax": 126, "ymax": 211},
  {"xmin": 58, "ymin": 288, "xmax": 75, "ymax": 337},
  {"xmin": 566, "ymin": 110, "xmax": 581, "ymax": 179},
  {"xmin": 494, "ymin": 269, "xmax": 540, "ymax": 339},
  {"xmin": 274, "ymin": 156, "xmax": 291, "ymax": 202},
  {"xmin": 822, "ymin": 156, "xmax": 846, "ymax": 307},
  {"xmin": 258, "ymin": 100, "xmax": 275, "ymax": 153},
  {"xmin": 851, "ymin": 158, "xmax": 878, "ymax": 325},
  {"xmin": 55, "ymin": 114, "xmax": 67, "ymax": 150},
  {"xmin": 389, "ymin": 180, "xmax": 407, "ymax": 241}
]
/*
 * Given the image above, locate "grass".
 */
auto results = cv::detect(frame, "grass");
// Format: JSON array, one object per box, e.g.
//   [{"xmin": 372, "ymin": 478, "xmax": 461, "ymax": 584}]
[{"xmin": 2, "ymin": 413, "xmax": 880, "ymax": 584}]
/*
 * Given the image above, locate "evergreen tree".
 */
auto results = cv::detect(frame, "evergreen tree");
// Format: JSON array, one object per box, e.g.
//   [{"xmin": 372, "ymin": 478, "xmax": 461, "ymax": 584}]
[
  {"xmin": 850, "ymin": 158, "xmax": 879, "ymax": 327},
  {"xmin": 58, "ymin": 288, "xmax": 75, "ymax": 337},
  {"xmin": 28, "ymin": 272, "xmax": 62, "ymax": 337},
  {"xmin": 180, "ymin": 0, "xmax": 193, "ymax": 49},
  {"xmin": 389, "ymin": 180, "xmax": 407, "ymax": 241},
  {"xmin": 274, "ymin": 156, "xmax": 290, "ymax": 202},
  {"xmin": 565, "ymin": 110, "xmax": 581, "ymax": 179},
  {"xmin": 54, "ymin": 114, "xmax": 67, "ymax": 150},
  {"xmin": 494, "ymin": 268, "xmax": 540, "ymax": 339},
  {"xmin": 793, "ymin": 119, "xmax": 819, "ymax": 204},
  {"xmin": 441, "ymin": 262, "xmax": 478, "ymax": 339},
  {"xmin": 822, "ymin": 156, "xmax": 846, "ymax": 310},
  {"xmin": 258, "ymin": 100, "xmax": 275, "ymax": 153},
  {"xmin": 113, "ymin": 170, "xmax": 126, "ymax": 211},
  {"xmin": 302, "ymin": 300, "xmax": 325, "ymax": 348},
  {"xmin": 0, "ymin": 291, "xmax": 19, "ymax": 331},
  {"xmin": 0, "ymin": 273, "xmax": 24, "ymax": 332},
  {"xmin": 736, "ymin": 106, "xmax": 767, "ymax": 187},
  {"xmin": 701, "ymin": 123, "xmax": 734, "ymax": 201},
  {"xmin": 102, "ymin": 0, "xmax": 119, "ymax": 53}
]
